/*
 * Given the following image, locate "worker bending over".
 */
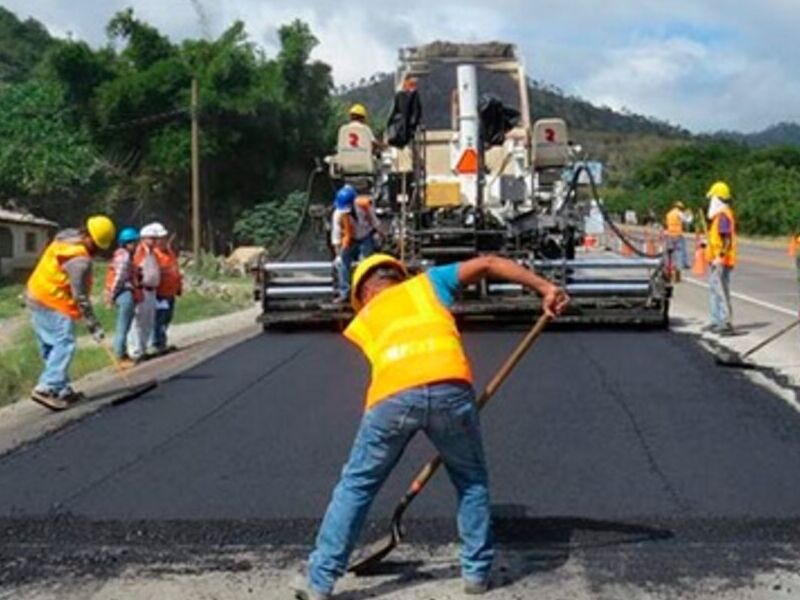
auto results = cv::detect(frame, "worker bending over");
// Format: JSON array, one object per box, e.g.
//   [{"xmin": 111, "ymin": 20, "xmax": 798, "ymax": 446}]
[
  {"xmin": 104, "ymin": 227, "xmax": 141, "ymax": 368},
  {"xmin": 26, "ymin": 215, "xmax": 115, "ymax": 410},
  {"xmin": 705, "ymin": 181, "xmax": 737, "ymax": 335},
  {"xmin": 292, "ymin": 253, "xmax": 569, "ymax": 599},
  {"xmin": 664, "ymin": 201, "xmax": 692, "ymax": 272}
]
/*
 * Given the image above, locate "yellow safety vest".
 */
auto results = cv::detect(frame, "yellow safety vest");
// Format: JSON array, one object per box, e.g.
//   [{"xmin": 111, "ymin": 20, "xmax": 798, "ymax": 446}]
[
  {"xmin": 665, "ymin": 208, "xmax": 684, "ymax": 237},
  {"xmin": 27, "ymin": 239, "xmax": 91, "ymax": 319},
  {"xmin": 706, "ymin": 206, "xmax": 737, "ymax": 268},
  {"xmin": 344, "ymin": 273, "xmax": 473, "ymax": 410}
]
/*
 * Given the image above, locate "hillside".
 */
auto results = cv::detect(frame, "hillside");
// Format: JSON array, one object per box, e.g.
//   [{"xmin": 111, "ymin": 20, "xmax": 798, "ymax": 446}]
[
  {"xmin": 340, "ymin": 72, "xmax": 690, "ymax": 139},
  {"xmin": 713, "ymin": 122, "xmax": 800, "ymax": 148},
  {"xmin": 0, "ymin": 7, "xmax": 56, "ymax": 82}
]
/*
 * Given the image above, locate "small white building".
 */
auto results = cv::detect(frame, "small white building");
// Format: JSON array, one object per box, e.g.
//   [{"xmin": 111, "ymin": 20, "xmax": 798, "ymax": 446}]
[{"xmin": 0, "ymin": 208, "xmax": 58, "ymax": 278}]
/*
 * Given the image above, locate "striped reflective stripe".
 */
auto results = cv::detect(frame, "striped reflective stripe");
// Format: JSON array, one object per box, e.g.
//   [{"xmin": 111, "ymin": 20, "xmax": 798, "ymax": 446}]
[{"xmin": 372, "ymin": 337, "xmax": 464, "ymax": 374}]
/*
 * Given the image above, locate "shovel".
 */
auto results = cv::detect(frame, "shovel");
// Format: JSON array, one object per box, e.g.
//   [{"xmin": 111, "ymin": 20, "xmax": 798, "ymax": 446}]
[
  {"xmin": 715, "ymin": 319, "xmax": 800, "ymax": 369},
  {"xmin": 348, "ymin": 313, "xmax": 551, "ymax": 574}
]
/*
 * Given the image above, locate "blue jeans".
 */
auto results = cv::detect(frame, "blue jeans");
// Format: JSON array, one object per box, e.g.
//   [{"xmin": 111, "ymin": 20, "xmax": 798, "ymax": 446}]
[
  {"xmin": 151, "ymin": 297, "xmax": 175, "ymax": 351},
  {"xmin": 336, "ymin": 235, "xmax": 376, "ymax": 298},
  {"xmin": 308, "ymin": 381, "xmax": 493, "ymax": 595},
  {"xmin": 30, "ymin": 307, "xmax": 77, "ymax": 394},
  {"xmin": 668, "ymin": 235, "xmax": 690, "ymax": 269},
  {"xmin": 113, "ymin": 290, "xmax": 136, "ymax": 359},
  {"xmin": 709, "ymin": 264, "xmax": 732, "ymax": 327}
]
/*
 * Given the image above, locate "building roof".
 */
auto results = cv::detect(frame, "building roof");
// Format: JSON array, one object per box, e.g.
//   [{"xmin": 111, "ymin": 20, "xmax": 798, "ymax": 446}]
[{"xmin": 0, "ymin": 208, "xmax": 58, "ymax": 228}]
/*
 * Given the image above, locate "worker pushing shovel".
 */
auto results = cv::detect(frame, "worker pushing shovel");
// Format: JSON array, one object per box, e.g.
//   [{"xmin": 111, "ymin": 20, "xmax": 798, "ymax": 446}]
[{"xmin": 291, "ymin": 253, "xmax": 569, "ymax": 600}]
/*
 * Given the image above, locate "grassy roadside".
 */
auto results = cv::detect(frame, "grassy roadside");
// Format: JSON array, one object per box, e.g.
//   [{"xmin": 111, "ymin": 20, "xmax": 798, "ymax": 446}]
[{"xmin": 0, "ymin": 262, "xmax": 252, "ymax": 408}]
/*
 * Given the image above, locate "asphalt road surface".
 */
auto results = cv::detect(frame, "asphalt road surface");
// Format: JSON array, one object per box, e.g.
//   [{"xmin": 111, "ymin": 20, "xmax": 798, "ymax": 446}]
[
  {"xmin": 2, "ymin": 239, "xmax": 800, "ymax": 598},
  {"xmin": 3, "ymin": 322, "xmax": 800, "ymax": 596}
]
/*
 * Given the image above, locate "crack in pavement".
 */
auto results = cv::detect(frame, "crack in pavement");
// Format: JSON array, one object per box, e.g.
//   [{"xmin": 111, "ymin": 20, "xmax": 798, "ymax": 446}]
[
  {"xmin": 51, "ymin": 344, "xmax": 310, "ymax": 513},
  {"xmin": 577, "ymin": 338, "xmax": 691, "ymax": 515}
]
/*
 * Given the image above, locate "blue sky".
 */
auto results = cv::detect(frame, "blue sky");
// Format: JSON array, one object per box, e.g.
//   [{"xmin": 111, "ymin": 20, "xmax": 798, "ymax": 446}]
[{"xmin": 5, "ymin": 0, "xmax": 799, "ymax": 133}]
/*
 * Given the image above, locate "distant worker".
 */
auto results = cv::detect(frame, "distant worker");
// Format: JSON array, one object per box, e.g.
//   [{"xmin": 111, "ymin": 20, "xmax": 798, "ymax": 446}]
[
  {"xmin": 131, "ymin": 222, "xmax": 165, "ymax": 360},
  {"xmin": 291, "ymin": 253, "xmax": 570, "ymax": 600},
  {"xmin": 705, "ymin": 181, "xmax": 736, "ymax": 335},
  {"xmin": 151, "ymin": 229, "xmax": 183, "ymax": 355},
  {"xmin": 353, "ymin": 194, "xmax": 382, "ymax": 254},
  {"xmin": 331, "ymin": 185, "xmax": 358, "ymax": 302},
  {"xmin": 104, "ymin": 227, "xmax": 141, "ymax": 368},
  {"xmin": 664, "ymin": 201, "xmax": 693, "ymax": 271},
  {"xmin": 338, "ymin": 104, "xmax": 386, "ymax": 159},
  {"xmin": 25, "ymin": 215, "xmax": 115, "ymax": 410}
]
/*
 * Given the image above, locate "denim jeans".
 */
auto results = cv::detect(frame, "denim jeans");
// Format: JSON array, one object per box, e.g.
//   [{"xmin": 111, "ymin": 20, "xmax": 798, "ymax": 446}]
[
  {"xmin": 336, "ymin": 235, "xmax": 376, "ymax": 298},
  {"xmin": 29, "ymin": 306, "xmax": 77, "ymax": 394},
  {"xmin": 113, "ymin": 290, "xmax": 136, "ymax": 359},
  {"xmin": 667, "ymin": 235, "xmax": 690, "ymax": 269},
  {"xmin": 308, "ymin": 381, "xmax": 493, "ymax": 595},
  {"xmin": 709, "ymin": 264, "xmax": 732, "ymax": 327},
  {"xmin": 151, "ymin": 297, "xmax": 175, "ymax": 351}
]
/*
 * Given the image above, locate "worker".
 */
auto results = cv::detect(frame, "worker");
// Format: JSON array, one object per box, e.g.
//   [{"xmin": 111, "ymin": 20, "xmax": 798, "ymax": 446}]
[
  {"xmin": 705, "ymin": 181, "xmax": 737, "ymax": 335},
  {"xmin": 25, "ymin": 215, "xmax": 115, "ymax": 410},
  {"xmin": 664, "ymin": 201, "xmax": 693, "ymax": 271},
  {"xmin": 104, "ymin": 227, "xmax": 141, "ymax": 367},
  {"xmin": 331, "ymin": 185, "xmax": 358, "ymax": 302},
  {"xmin": 341, "ymin": 103, "xmax": 386, "ymax": 156},
  {"xmin": 292, "ymin": 253, "xmax": 570, "ymax": 600},
  {"xmin": 151, "ymin": 230, "xmax": 182, "ymax": 355},
  {"xmin": 130, "ymin": 222, "xmax": 165, "ymax": 360},
  {"xmin": 353, "ymin": 194, "xmax": 382, "ymax": 256}
]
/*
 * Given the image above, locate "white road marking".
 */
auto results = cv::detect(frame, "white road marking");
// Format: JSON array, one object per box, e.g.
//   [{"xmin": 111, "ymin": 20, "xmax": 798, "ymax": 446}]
[{"xmin": 683, "ymin": 276, "xmax": 796, "ymax": 317}]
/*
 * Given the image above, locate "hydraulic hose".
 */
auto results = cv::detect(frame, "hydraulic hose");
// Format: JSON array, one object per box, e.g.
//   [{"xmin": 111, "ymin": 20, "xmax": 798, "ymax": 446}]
[
  {"xmin": 565, "ymin": 163, "xmax": 664, "ymax": 260},
  {"xmin": 274, "ymin": 164, "xmax": 323, "ymax": 262}
]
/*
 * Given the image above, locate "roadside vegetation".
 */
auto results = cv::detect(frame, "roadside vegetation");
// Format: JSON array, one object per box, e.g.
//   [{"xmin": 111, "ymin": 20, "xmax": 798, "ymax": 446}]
[{"xmin": 604, "ymin": 142, "xmax": 800, "ymax": 235}]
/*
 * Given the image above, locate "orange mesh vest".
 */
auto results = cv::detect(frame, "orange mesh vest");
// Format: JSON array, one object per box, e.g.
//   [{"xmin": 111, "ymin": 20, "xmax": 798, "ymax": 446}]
[
  {"xmin": 706, "ymin": 206, "xmax": 737, "ymax": 268},
  {"xmin": 665, "ymin": 208, "xmax": 684, "ymax": 237},
  {"xmin": 27, "ymin": 239, "xmax": 91, "ymax": 319},
  {"xmin": 154, "ymin": 247, "xmax": 182, "ymax": 297},
  {"xmin": 344, "ymin": 273, "xmax": 473, "ymax": 411}
]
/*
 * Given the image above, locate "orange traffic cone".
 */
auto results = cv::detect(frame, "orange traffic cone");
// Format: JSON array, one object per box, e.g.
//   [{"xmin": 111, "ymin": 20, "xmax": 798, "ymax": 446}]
[
  {"xmin": 788, "ymin": 234, "xmax": 797, "ymax": 258},
  {"xmin": 692, "ymin": 236, "xmax": 707, "ymax": 277},
  {"xmin": 645, "ymin": 231, "xmax": 656, "ymax": 255},
  {"xmin": 621, "ymin": 238, "xmax": 633, "ymax": 256}
]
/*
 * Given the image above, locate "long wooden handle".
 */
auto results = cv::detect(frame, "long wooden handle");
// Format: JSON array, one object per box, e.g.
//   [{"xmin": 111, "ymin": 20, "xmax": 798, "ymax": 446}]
[
  {"xmin": 742, "ymin": 319, "xmax": 800, "ymax": 359},
  {"xmin": 405, "ymin": 314, "xmax": 552, "ymax": 496}
]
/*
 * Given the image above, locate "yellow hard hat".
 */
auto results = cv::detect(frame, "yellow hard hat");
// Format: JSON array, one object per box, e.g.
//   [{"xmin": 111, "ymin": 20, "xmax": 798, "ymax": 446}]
[
  {"xmin": 350, "ymin": 253, "xmax": 408, "ymax": 311},
  {"xmin": 349, "ymin": 103, "xmax": 368, "ymax": 119},
  {"xmin": 706, "ymin": 181, "xmax": 732, "ymax": 201},
  {"xmin": 86, "ymin": 215, "xmax": 116, "ymax": 250}
]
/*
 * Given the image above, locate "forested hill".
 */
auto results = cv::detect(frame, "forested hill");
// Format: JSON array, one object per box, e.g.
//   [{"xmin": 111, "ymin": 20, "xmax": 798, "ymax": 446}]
[
  {"xmin": 339, "ymin": 72, "xmax": 690, "ymax": 138},
  {"xmin": 0, "ymin": 7, "xmax": 56, "ymax": 82}
]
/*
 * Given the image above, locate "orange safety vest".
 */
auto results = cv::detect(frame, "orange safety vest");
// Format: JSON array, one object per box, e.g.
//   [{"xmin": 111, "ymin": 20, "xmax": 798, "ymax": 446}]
[
  {"xmin": 104, "ymin": 248, "xmax": 142, "ymax": 302},
  {"xmin": 154, "ymin": 246, "xmax": 182, "ymax": 298},
  {"xmin": 344, "ymin": 273, "xmax": 473, "ymax": 410},
  {"xmin": 341, "ymin": 211, "xmax": 356, "ymax": 249},
  {"xmin": 26, "ymin": 239, "xmax": 91, "ymax": 319},
  {"xmin": 665, "ymin": 208, "xmax": 684, "ymax": 237},
  {"xmin": 706, "ymin": 205, "xmax": 737, "ymax": 268}
]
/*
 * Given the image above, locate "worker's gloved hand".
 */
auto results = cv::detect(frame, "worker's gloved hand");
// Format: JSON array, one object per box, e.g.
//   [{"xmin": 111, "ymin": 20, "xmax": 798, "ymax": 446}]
[{"xmin": 711, "ymin": 257, "xmax": 724, "ymax": 268}]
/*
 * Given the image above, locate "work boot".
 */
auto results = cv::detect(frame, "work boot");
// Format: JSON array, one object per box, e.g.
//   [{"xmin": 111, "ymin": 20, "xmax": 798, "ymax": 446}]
[
  {"xmin": 289, "ymin": 572, "xmax": 331, "ymax": 600},
  {"xmin": 58, "ymin": 386, "xmax": 86, "ymax": 404},
  {"xmin": 464, "ymin": 578, "xmax": 490, "ymax": 595},
  {"xmin": 30, "ymin": 388, "xmax": 70, "ymax": 411},
  {"xmin": 117, "ymin": 357, "xmax": 138, "ymax": 370},
  {"xmin": 717, "ymin": 324, "xmax": 736, "ymax": 337}
]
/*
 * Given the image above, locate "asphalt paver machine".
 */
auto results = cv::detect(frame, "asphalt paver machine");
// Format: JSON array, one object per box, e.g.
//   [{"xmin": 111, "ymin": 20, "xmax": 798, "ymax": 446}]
[{"xmin": 255, "ymin": 42, "xmax": 671, "ymax": 328}]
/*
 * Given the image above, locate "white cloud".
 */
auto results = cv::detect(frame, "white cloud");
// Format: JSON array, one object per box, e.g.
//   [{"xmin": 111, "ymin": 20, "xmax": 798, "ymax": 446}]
[{"xmin": 3, "ymin": 0, "xmax": 800, "ymax": 132}]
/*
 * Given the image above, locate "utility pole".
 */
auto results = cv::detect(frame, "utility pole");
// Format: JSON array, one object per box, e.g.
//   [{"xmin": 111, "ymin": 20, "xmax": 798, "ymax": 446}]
[{"xmin": 191, "ymin": 77, "xmax": 201, "ymax": 258}]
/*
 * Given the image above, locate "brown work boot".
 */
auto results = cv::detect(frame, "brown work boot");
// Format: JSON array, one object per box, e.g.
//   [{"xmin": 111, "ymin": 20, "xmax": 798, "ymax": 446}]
[{"xmin": 30, "ymin": 388, "xmax": 70, "ymax": 411}]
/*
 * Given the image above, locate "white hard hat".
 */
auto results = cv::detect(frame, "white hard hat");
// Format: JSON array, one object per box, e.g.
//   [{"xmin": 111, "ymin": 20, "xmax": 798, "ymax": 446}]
[{"xmin": 140, "ymin": 222, "xmax": 168, "ymax": 238}]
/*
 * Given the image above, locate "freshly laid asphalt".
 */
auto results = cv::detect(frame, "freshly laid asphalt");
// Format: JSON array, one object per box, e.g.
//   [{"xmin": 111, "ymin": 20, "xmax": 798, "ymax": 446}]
[{"xmin": 2, "ymin": 327, "xmax": 800, "ymax": 526}]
